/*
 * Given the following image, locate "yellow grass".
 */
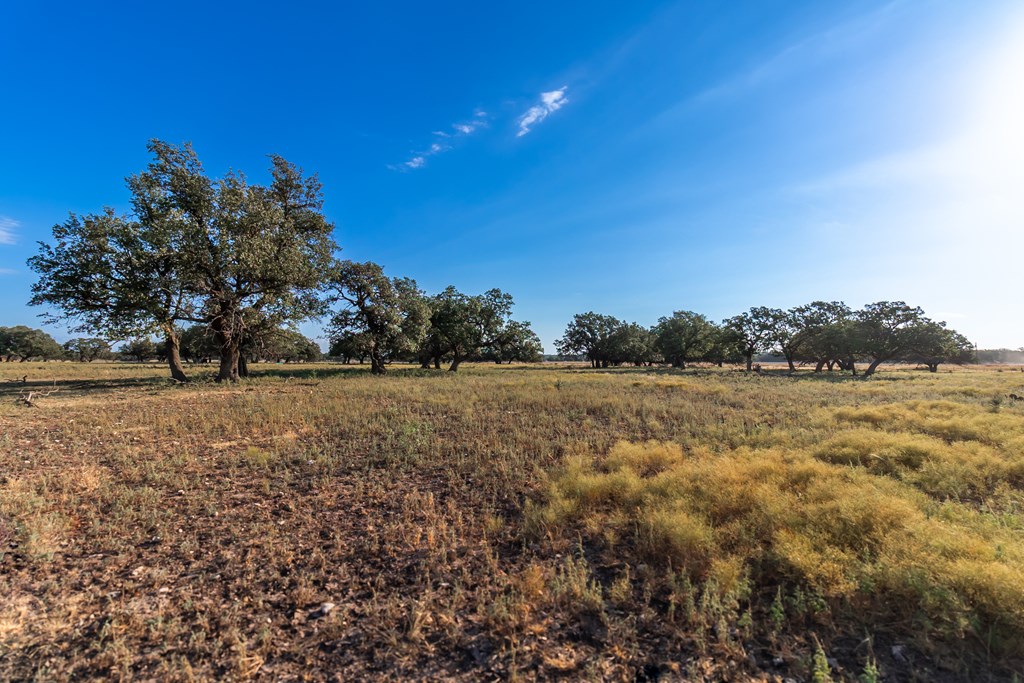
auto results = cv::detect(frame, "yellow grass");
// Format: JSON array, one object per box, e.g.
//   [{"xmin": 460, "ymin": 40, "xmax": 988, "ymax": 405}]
[{"xmin": 1, "ymin": 360, "xmax": 1023, "ymax": 680}]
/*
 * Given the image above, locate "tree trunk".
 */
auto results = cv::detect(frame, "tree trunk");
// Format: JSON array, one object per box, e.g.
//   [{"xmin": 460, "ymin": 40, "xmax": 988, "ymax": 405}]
[
  {"xmin": 786, "ymin": 356, "xmax": 796, "ymax": 372},
  {"xmin": 814, "ymin": 360, "xmax": 825, "ymax": 372},
  {"xmin": 928, "ymin": 363, "xmax": 939, "ymax": 372},
  {"xmin": 370, "ymin": 350, "xmax": 387, "ymax": 375},
  {"xmin": 863, "ymin": 359, "xmax": 883, "ymax": 377},
  {"xmin": 216, "ymin": 345, "xmax": 240, "ymax": 382},
  {"xmin": 164, "ymin": 329, "xmax": 190, "ymax": 382},
  {"xmin": 434, "ymin": 356, "xmax": 441, "ymax": 370},
  {"xmin": 448, "ymin": 352, "xmax": 462, "ymax": 372},
  {"xmin": 238, "ymin": 355, "xmax": 249, "ymax": 377},
  {"xmin": 745, "ymin": 353, "xmax": 753, "ymax": 371}
]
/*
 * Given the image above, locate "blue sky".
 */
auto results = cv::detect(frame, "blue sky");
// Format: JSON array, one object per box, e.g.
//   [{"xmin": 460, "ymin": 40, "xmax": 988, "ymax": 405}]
[{"xmin": 2, "ymin": 0, "xmax": 1022, "ymax": 351}]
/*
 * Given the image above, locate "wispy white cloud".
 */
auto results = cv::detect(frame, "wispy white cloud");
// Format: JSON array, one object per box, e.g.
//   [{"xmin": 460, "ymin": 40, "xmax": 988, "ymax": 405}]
[
  {"xmin": 0, "ymin": 216, "xmax": 18, "ymax": 245},
  {"xmin": 393, "ymin": 110, "xmax": 490, "ymax": 170},
  {"xmin": 0, "ymin": 268, "xmax": 15, "ymax": 275},
  {"xmin": 517, "ymin": 87, "xmax": 569, "ymax": 137}
]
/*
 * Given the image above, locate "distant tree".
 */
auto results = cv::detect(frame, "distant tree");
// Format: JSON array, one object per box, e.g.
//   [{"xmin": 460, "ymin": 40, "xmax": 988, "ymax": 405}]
[
  {"xmin": 653, "ymin": 311, "xmax": 716, "ymax": 368},
  {"xmin": 790, "ymin": 301, "xmax": 854, "ymax": 372},
  {"xmin": 608, "ymin": 322, "xmax": 655, "ymax": 366},
  {"xmin": 724, "ymin": 307, "xmax": 781, "ymax": 371},
  {"xmin": 63, "ymin": 337, "xmax": 112, "ymax": 362},
  {"xmin": 904, "ymin": 322, "xmax": 974, "ymax": 372},
  {"xmin": 703, "ymin": 325, "xmax": 743, "ymax": 367},
  {"xmin": 765, "ymin": 310, "xmax": 804, "ymax": 371},
  {"xmin": 255, "ymin": 328, "xmax": 323, "ymax": 363},
  {"xmin": 854, "ymin": 301, "xmax": 932, "ymax": 376},
  {"xmin": 328, "ymin": 261, "xmax": 430, "ymax": 374},
  {"xmin": 484, "ymin": 319, "xmax": 544, "ymax": 364},
  {"xmin": 425, "ymin": 286, "xmax": 515, "ymax": 372},
  {"xmin": 121, "ymin": 337, "xmax": 158, "ymax": 363},
  {"xmin": 329, "ymin": 331, "xmax": 373, "ymax": 364},
  {"xmin": 0, "ymin": 326, "xmax": 64, "ymax": 362},
  {"xmin": 179, "ymin": 325, "xmax": 219, "ymax": 363},
  {"xmin": 416, "ymin": 327, "xmax": 449, "ymax": 369},
  {"xmin": 556, "ymin": 313, "xmax": 623, "ymax": 368}
]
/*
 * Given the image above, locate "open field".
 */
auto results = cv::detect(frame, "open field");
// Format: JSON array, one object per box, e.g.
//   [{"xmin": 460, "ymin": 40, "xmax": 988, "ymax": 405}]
[{"xmin": 2, "ymin": 361, "xmax": 1024, "ymax": 681}]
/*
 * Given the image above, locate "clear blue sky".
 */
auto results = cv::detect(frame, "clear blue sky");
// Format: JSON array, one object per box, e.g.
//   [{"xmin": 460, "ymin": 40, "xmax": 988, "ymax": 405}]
[{"xmin": 2, "ymin": 1, "xmax": 1022, "ymax": 351}]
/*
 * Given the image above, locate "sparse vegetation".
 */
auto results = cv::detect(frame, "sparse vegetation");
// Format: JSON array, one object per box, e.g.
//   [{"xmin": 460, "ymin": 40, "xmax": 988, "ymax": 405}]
[{"xmin": 3, "ymin": 361, "xmax": 1024, "ymax": 681}]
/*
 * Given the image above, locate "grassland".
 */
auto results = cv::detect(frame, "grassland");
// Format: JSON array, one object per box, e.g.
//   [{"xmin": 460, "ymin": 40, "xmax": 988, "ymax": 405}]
[{"xmin": 2, "ymin": 361, "xmax": 1024, "ymax": 681}]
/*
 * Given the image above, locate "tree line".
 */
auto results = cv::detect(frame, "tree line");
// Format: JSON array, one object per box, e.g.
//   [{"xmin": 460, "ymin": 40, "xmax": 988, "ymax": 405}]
[
  {"xmin": 26, "ymin": 140, "xmax": 541, "ymax": 381},
  {"xmin": 0, "ymin": 325, "xmax": 323, "ymax": 365},
  {"xmin": 556, "ymin": 302, "xmax": 974, "ymax": 376},
  {"xmin": 20, "ymin": 140, "xmax": 980, "ymax": 381}
]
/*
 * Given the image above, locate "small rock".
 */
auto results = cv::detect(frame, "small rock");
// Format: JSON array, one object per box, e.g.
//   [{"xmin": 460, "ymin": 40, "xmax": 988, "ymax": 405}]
[
  {"xmin": 892, "ymin": 644, "xmax": 908, "ymax": 663},
  {"xmin": 310, "ymin": 602, "xmax": 335, "ymax": 618}
]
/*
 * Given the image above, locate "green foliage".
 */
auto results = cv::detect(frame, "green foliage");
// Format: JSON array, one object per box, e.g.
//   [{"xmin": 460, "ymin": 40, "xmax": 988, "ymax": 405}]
[
  {"xmin": 555, "ymin": 312, "xmax": 623, "ymax": 368},
  {"xmin": 653, "ymin": 310, "xmax": 716, "ymax": 368},
  {"xmin": 329, "ymin": 261, "xmax": 429, "ymax": 374},
  {"xmin": 29, "ymin": 140, "xmax": 340, "ymax": 382},
  {"xmin": 607, "ymin": 322, "xmax": 655, "ymax": 366},
  {"xmin": 724, "ymin": 306, "xmax": 783, "ymax": 370},
  {"xmin": 905, "ymin": 321, "xmax": 975, "ymax": 371},
  {"xmin": 328, "ymin": 330, "xmax": 372, "ymax": 363},
  {"xmin": 811, "ymin": 641, "xmax": 833, "ymax": 683},
  {"xmin": 0, "ymin": 326, "xmax": 64, "ymax": 361},
  {"xmin": 423, "ymin": 286, "xmax": 517, "ymax": 372},
  {"xmin": 120, "ymin": 337, "xmax": 158, "ymax": 362},
  {"xmin": 28, "ymin": 209, "xmax": 190, "ymax": 341},
  {"xmin": 179, "ymin": 325, "xmax": 219, "ymax": 362},
  {"xmin": 483, "ymin": 319, "xmax": 544, "ymax": 364},
  {"xmin": 132, "ymin": 141, "xmax": 339, "ymax": 381},
  {"xmin": 254, "ymin": 328, "xmax": 322, "ymax": 363},
  {"xmin": 789, "ymin": 301, "xmax": 854, "ymax": 370},
  {"xmin": 854, "ymin": 301, "xmax": 931, "ymax": 375},
  {"xmin": 63, "ymin": 337, "xmax": 112, "ymax": 362}
]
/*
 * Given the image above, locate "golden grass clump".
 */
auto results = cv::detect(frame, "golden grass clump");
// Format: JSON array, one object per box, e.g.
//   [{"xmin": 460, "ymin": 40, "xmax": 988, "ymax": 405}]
[{"xmin": 528, "ymin": 438, "xmax": 1024, "ymax": 657}]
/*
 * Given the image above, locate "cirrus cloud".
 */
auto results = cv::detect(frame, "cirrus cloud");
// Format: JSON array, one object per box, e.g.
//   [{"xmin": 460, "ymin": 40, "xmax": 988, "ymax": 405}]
[
  {"xmin": 0, "ymin": 216, "xmax": 18, "ymax": 245},
  {"xmin": 392, "ymin": 110, "xmax": 490, "ymax": 171},
  {"xmin": 517, "ymin": 87, "xmax": 569, "ymax": 137}
]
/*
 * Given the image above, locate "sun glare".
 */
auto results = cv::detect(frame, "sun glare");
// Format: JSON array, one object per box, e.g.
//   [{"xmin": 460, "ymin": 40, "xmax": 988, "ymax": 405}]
[{"xmin": 958, "ymin": 14, "xmax": 1024, "ymax": 192}]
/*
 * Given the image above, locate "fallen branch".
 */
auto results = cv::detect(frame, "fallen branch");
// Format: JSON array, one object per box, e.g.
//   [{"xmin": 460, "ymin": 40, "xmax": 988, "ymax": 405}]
[{"xmin": 15, "ymin": 380, "xmax": 60, "ymax": 407}]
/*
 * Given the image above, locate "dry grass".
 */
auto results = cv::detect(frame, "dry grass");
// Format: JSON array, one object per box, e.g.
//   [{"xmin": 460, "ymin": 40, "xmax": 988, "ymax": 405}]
[{"xmin": 1, "ymin": 360, "xmax": 1023, "ymax": 681}]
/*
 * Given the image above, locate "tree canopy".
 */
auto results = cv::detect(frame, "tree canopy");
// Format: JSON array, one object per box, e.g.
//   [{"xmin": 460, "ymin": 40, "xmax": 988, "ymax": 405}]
[
  {"xmin": 0, "ymin": 326, "xmax": 64, "ymax": 362},
  {"xmin": 328, "ymin": 261, "xmax": 429, "ymax": 374},
  {"xmin": 29, "ymin": 140, "xmax": 340, "ymax": 382}
]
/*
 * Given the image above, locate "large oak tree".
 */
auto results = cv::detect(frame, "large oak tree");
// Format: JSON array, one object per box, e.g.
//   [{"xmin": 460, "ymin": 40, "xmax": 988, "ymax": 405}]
[{"xmin": 29, "ymin": 140, "xmax": 339, "ymax": 382}]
